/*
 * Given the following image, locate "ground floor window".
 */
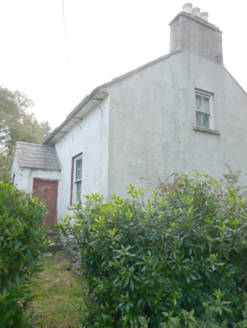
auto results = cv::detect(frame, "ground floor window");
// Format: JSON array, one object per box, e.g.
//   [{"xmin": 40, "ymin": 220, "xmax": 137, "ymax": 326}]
[{"xmin": 70, "ymin": 153, "xmax": 82, "ymax": 205}]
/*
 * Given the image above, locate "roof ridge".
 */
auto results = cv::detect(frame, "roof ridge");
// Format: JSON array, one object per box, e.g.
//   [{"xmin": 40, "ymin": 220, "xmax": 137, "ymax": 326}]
[{"xmin": 17, "ymin": 141, "xmax": 54, "ymax": 147}]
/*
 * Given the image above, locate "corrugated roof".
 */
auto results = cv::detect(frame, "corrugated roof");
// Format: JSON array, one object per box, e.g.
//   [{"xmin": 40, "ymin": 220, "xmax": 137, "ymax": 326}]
[{"xmin": 16, "ymin": 142, "xmax": 61, "ymax": 171}]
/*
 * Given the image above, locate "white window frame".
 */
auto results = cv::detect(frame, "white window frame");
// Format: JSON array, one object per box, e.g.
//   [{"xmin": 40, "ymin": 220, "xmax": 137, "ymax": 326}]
[
  {"xmin": 72, "ymin": 154, "xmax": 82, "ymax": 204},
  {"xmin": 195, "ymin": 89, "xmax": 215, "ymax": 130}
]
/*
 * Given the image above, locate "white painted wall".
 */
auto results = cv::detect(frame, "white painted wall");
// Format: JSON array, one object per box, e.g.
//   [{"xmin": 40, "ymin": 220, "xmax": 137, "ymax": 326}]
[
  {"xmin": 55, "ymin": 96, "xmax": 109, "ymax": 220},
  {"xmin": 11, "ymin": 156, "xmax": 61, "ymax": 194},
  {"xmin": 103, "ymin": 50, "xmax": 247, "ymax": 198}
]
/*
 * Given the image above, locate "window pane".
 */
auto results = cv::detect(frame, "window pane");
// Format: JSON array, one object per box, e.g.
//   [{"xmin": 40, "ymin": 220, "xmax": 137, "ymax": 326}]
[
  {"xmin": 76, "ymin": 181, "xmax": 81, "ymax": 203},
  {"xmin": 203, "ymin": 97, "xmax": 210, "ymax": 113},
  {"xmin": 202, "ymin": 113, "xmax": 209, "ymax": 128},
  {"xmin": 75, "ymin": 158, "xmax": 82, "ymax": 180},
  {"xmin": 196, "ymin": 112, "xmax": 202, "ymax": 126},
  {"xmin": 76, "ymin": 158, "xmax": 82, "ymax": 170},
  {"xmin": 76, "ymin": 169, "xmax": 82, "ymax": 181},
  {"xmin": 196, "ymin": 95, "xmax": 202, "ymax": 111}
]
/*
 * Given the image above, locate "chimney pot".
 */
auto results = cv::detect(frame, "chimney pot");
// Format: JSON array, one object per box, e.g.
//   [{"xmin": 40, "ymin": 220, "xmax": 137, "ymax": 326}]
[
  {"xmin": 192, "ymin": 7, "xmax": 201, "ymax": 16},
  {"xmin": 183, "ymin": 3, "xmax": 193, "ymax": 14},
  {"xmin": 200, "ymin": 12, "xmax": 209, "ymax": 21}
]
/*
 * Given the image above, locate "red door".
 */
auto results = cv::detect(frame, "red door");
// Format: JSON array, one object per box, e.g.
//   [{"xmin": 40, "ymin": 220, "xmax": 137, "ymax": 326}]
[{"xmin": 33, "ymin": 179, "xmax": 58, "ymax": 228}]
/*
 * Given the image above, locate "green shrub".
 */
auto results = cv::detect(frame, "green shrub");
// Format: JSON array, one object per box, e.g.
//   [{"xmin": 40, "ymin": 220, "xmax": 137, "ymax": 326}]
[
  {"xmin": 59, "ymin": 171, "xmax": 247, "ymax": 327},
  {"xmin": 0, "ymin": 183, "xmax": 50, "ymax": 327}
]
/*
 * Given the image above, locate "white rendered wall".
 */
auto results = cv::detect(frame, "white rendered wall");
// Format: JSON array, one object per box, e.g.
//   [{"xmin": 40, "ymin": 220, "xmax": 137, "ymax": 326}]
[
  {"xmin": 103, "ymin": 50, "xmax": 247, "ymax": 198},
  {"xmin": 55, "ymin": 96, "xmax": 109, "ymax": 220},
  {"xmin": 11, "ymin": 161, "xmax": 60, "ymax": 195}
]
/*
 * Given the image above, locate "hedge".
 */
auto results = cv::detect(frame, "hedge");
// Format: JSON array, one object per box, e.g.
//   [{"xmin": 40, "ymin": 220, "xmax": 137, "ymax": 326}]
[
  {"xmin": 59, "ymin": 171, "xmax": 247, "ymax": 327},
  {"xmin": 0, "ymin": 183, "xmax": 50, "ymax": 327}
]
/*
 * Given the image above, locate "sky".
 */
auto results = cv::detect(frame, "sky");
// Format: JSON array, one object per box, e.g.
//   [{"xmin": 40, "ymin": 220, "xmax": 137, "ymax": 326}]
[{"xmin": 1, "ymin": 0, "xmax": 247, "ymax": 129}]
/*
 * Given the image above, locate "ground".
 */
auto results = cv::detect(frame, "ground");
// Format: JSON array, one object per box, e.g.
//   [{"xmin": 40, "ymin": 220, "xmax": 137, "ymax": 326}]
[{"xmin": 30, "ymin": 252, "xmax": 84, "ymax": 328}]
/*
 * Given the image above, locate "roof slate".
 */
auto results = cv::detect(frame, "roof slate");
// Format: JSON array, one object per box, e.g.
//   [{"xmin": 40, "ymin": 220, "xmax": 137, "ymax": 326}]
[{"xmin": 16, "ymin": 142, "xmax": 61, "ymax": 171}]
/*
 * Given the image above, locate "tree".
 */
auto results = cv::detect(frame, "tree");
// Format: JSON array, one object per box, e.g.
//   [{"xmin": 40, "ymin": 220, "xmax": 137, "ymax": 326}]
[
  {"xmin": 0, "ymin": 153, "xmax": 12, "ymax": 183},
  {"xmin": 0, "ymin": 86, "xmax": 52, "ymax": 155},
  {"xmin": 0, "ymin": 86, "xmax": 52, "ymax": 181}
]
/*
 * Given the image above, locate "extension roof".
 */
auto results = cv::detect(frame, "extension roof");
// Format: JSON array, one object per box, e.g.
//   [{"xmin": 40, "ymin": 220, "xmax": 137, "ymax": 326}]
[{"xmin": 16, "ymin": 141, "xmax": 61, "ymax": 171}]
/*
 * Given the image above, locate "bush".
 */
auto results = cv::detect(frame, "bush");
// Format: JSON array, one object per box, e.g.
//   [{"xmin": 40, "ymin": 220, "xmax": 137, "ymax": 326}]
[
  {"xmin": 59, "ymin": 171, "xmax": 247, "ymax": 327},
  {"xmin": 0, "ymin": 183, "xmax": 50, "ymax": 327}
]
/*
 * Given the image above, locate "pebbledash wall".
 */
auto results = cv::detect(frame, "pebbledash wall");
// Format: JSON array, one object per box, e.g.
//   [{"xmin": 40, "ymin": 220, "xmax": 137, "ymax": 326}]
[
  {"xmin": 104, "ymin": 50, "xmax": 247, "ymax": 198},
  {"xmin": 101, "ymin": 8, "xmax": 247, "ymax": 197},
  {"xmin": 54, "ymin": 95, "xmax": 110, "ymax": 220}
]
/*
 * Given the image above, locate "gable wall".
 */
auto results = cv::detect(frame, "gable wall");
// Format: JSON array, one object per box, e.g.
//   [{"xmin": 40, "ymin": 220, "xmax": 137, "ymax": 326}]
[
  {"xmin": 54, "ymin": 96, "xmax": 109, "ymax": 220},
  {"xmin": 103, "ymin": 51, "xmax": 247, "ymax": 198}
]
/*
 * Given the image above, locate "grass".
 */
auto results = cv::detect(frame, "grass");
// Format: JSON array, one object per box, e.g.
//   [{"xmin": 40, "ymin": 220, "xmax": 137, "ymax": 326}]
[{"xmin": 30, "ymin": 253, "xmax": 84, "ymax": 328}]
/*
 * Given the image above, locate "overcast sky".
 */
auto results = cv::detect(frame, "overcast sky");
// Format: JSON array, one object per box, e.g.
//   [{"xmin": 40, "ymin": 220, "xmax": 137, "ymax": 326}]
[{"xmin": 1, "ymin": 0, "xmax": 247, "ymax": 129}]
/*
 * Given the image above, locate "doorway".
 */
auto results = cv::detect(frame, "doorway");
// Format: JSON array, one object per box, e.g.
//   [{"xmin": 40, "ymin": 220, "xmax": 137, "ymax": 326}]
[{"xmin": 33, "ymin": 178, "xmax": 58, "ymax": 228}]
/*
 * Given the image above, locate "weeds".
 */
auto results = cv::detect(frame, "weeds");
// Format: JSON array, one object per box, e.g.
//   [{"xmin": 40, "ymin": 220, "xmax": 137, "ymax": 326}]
[{"xmin": 31, "ymin": 254, "xmax": 84, "ymax": 328}]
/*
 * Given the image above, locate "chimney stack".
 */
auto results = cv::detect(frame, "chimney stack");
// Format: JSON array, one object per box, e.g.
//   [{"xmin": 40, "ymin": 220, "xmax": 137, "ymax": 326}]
[{"xmin": 169, "ymin": 4, "xmax": 223, "ymax": 64}]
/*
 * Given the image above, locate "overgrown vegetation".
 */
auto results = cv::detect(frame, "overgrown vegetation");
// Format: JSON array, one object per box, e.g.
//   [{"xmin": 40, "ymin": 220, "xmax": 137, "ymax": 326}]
[
  {"xmin": 31, "ymin": 254, "xmax": 84, "ymax": 327},
  {"xmin": 0, "ymin": 154, "xmax": 12, "ymax": 184},
  {"xmin": 0, "ymin": 183, "xmax": 50, "ymax": 327},
  {"xmin": 59, "ymin": 170, "xmax": 247, "ymax": 327}
]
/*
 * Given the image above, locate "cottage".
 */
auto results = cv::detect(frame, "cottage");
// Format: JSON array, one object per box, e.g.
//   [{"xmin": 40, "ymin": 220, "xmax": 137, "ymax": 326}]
[{"xmin": 11, "ymin": 4, "xmax": 247, "ymax": 226}]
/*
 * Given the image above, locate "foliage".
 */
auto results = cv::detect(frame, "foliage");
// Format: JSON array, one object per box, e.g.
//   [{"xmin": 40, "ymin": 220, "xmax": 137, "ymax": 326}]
[
  {"xmin": 0, "ymin": 86, "xmax": 52, "ymax": 155},
  {"xmin": 59, "ymin": 170, "xmax": 247, "ymax": 327},
  {"xmin": 0, "ymin": 154, "xmax": 12, "ymax": 183},
  {"xmin": 0, "ymin": 183, "xmax": 50, "ymax": 327}
]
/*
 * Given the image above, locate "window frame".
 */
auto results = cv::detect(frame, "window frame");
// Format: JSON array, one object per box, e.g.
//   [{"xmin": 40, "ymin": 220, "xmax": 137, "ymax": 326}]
[
  {"xmin": 70, "ymin": 153, "xmax": 83, "ymax": 205},
  {"xmin": 195, "ymin": 89, "xmax": 215, "ymax": 130}
]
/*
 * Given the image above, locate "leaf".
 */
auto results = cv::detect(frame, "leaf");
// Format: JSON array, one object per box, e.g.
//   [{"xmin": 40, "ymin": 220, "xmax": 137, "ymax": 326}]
[
  {"xmin": 124, "ymin": 276, "xmax": 129, "ymax": 287},
  {"xmin": 130, "ymin": 279, "xmax": 134, "ymax": 291}
]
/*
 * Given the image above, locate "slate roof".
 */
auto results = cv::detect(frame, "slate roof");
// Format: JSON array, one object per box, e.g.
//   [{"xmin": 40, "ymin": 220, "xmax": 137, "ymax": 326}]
[{"xmin": 16, "ymin": 142, "xmax": 61, "ymax": 171}]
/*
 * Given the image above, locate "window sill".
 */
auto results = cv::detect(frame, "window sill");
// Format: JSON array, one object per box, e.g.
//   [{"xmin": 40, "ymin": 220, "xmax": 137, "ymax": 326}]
[
  {"xmin": 67, "ymin": 205, "xmax": 81, "ymax": 210},
  {"xmin": 193, "ymin": 126, "xmax": 220, "ymax": 135}
]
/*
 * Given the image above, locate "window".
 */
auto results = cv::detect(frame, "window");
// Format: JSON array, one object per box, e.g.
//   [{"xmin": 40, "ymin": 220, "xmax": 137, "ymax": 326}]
[
  {"xmin": 195, "ymin": 90, "xmax": 214, "ymax": 129},
  {"xmin": 70, "ymin": 153, "xmax": 82, "ymax": 205}
]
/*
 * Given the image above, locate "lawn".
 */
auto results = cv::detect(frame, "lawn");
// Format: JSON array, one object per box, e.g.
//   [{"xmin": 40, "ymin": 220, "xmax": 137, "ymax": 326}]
[{"xmin": 30, "ymin": 253, "xmax": 84, "ymax": 328}]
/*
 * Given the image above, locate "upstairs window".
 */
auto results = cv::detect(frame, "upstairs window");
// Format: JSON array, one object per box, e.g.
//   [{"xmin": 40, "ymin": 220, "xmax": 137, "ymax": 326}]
[
  {"xmin": 195, "ymin": 90, "xmax": 214, "ymax": 129},
  {"xmin": 70, "ymin": 153, "xmax": 82, "ymax": 205}
]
